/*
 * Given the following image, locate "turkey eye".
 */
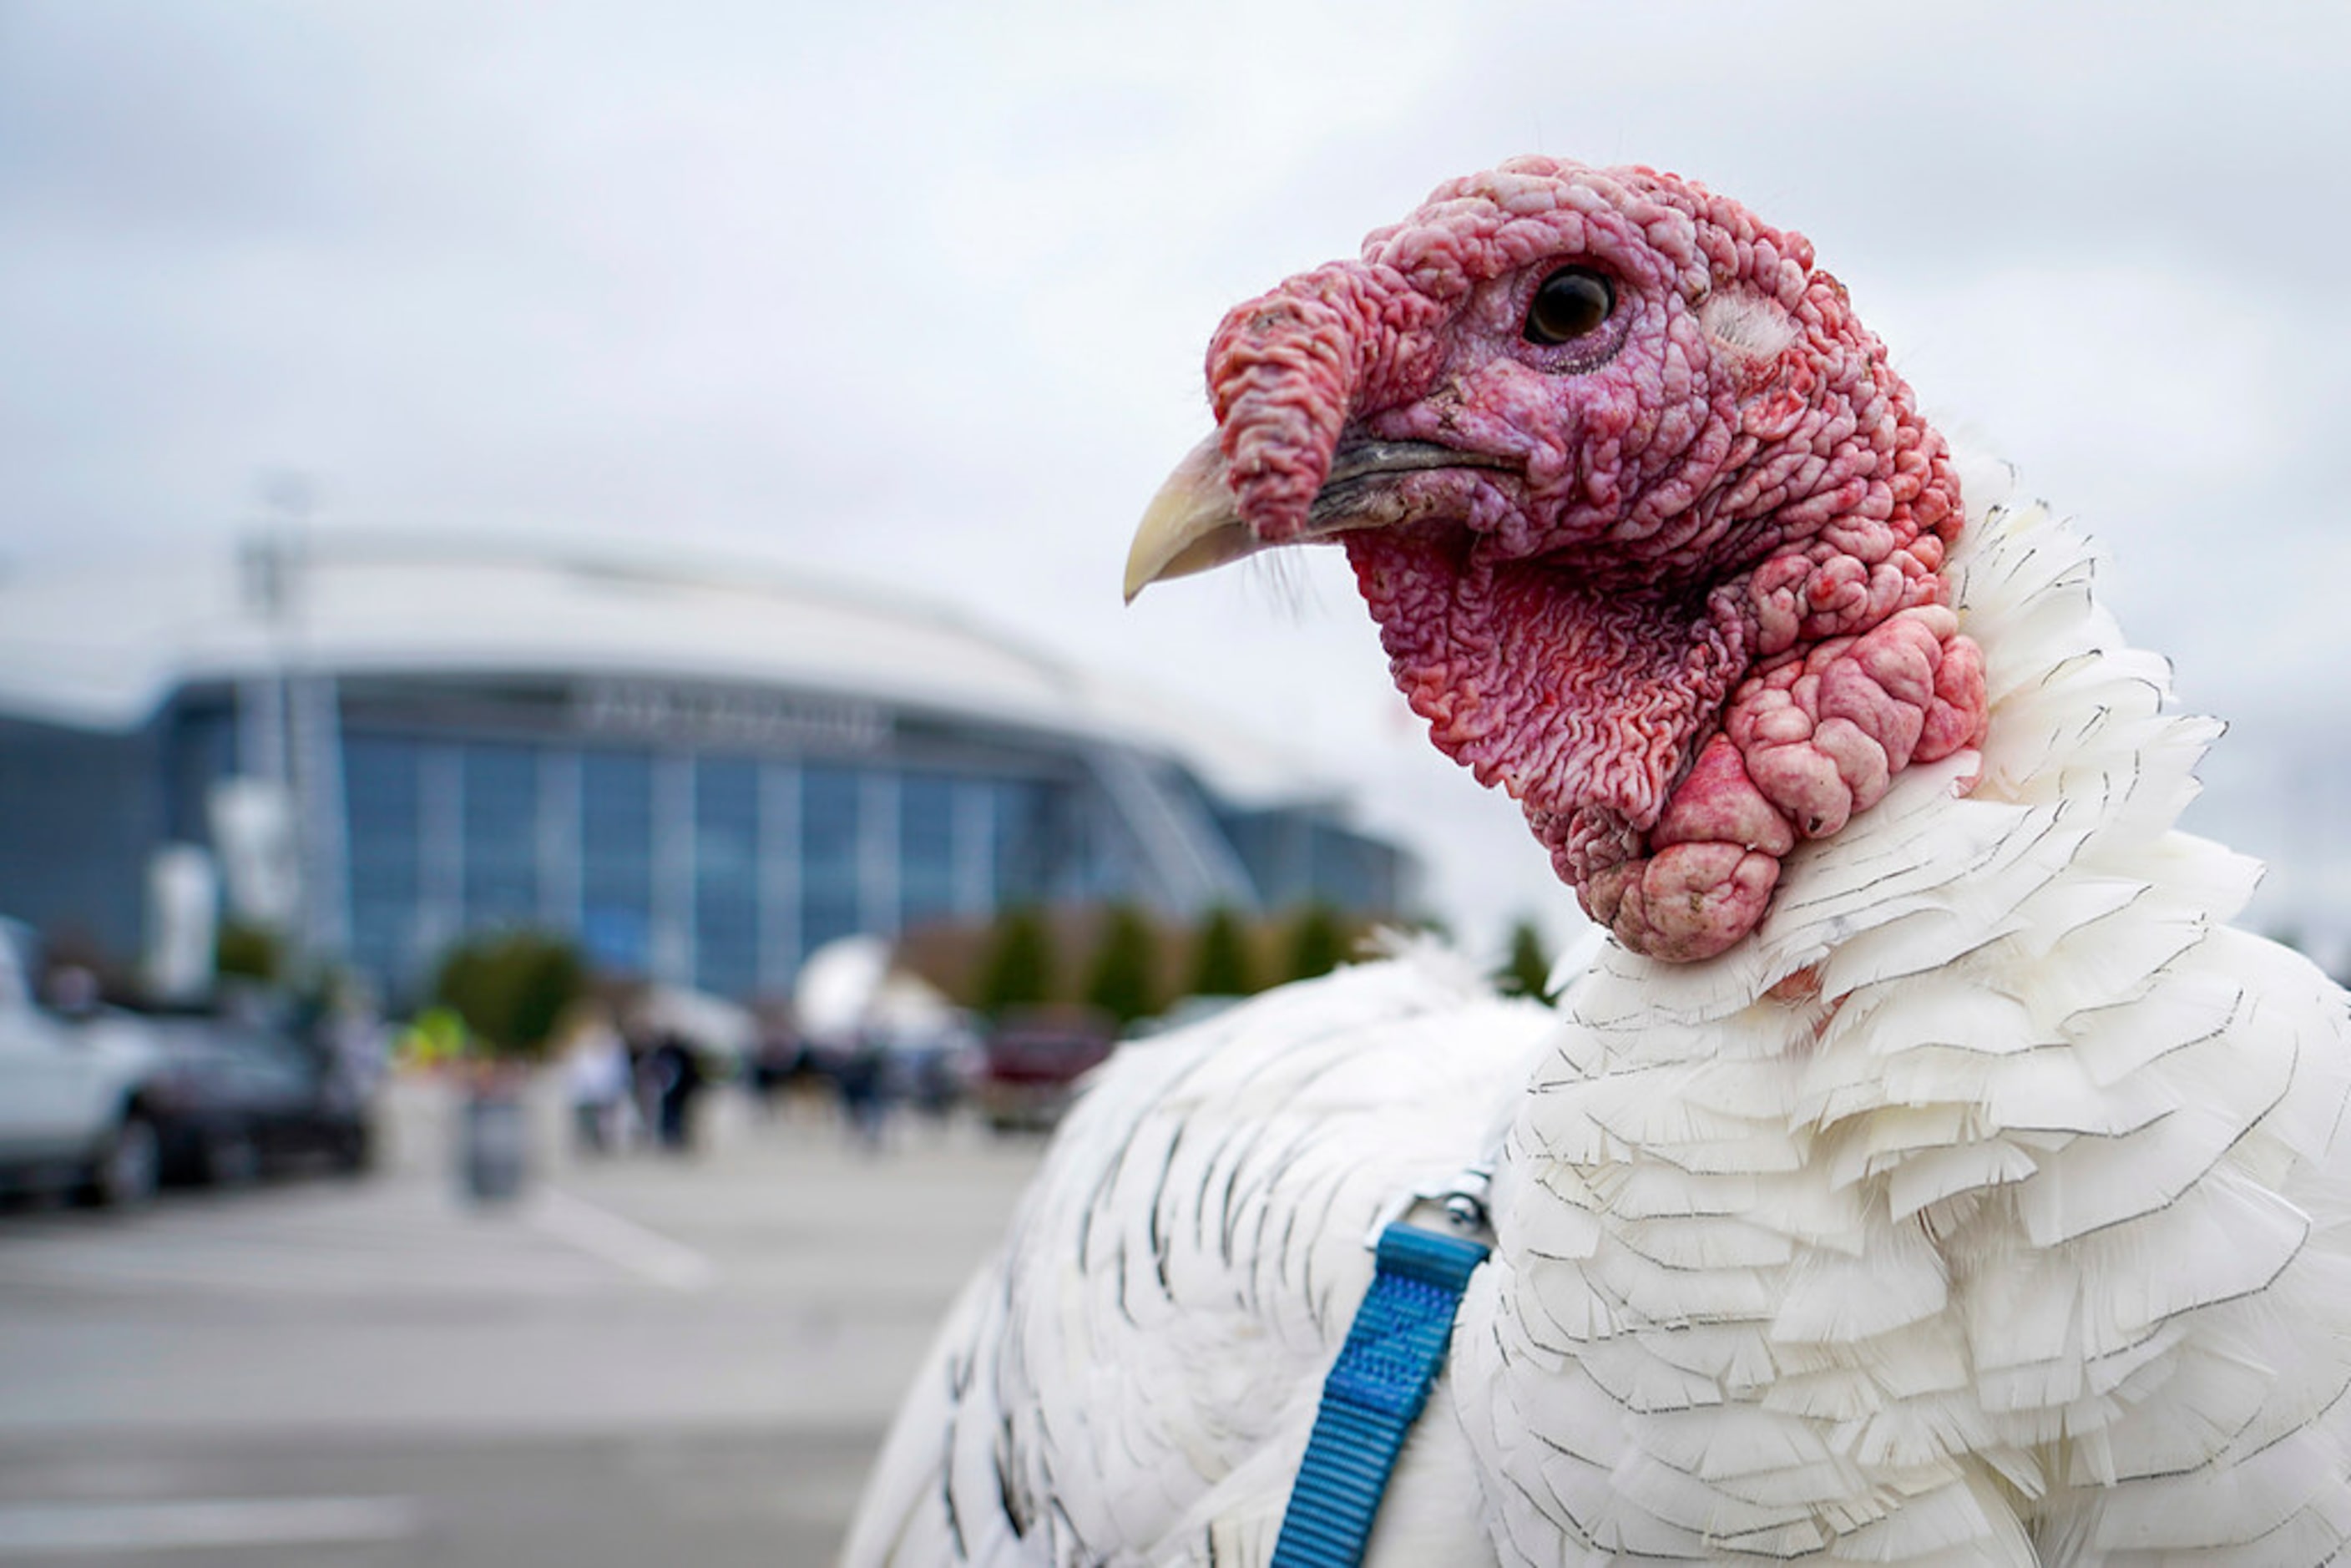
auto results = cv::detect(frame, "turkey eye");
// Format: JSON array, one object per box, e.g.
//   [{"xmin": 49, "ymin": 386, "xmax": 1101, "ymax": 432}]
[{"xmin": 1524, "ymin": 267, "xmax": 1615, "ymax": 346}]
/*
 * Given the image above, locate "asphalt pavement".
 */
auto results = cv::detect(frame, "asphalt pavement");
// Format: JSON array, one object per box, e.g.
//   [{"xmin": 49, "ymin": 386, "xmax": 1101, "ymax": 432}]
[{"xmin": 0, "ymin": 1077, "xmax": 1044, "ymax": 1565}]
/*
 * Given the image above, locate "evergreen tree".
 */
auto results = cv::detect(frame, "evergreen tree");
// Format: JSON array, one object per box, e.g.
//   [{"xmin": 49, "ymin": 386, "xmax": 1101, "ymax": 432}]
[
  {"xmin": 977, "ymin": 905, "xmax": 1055, "ymax": 1017},
  {"xmin": 1496, "ymin": 918, "xmax": 1555, "ymax": 1001},
  {"xmin": 1283, "ymin": 904, "xmax": 1349, "ymax": 984},
  {"xmin": 1084, "ymin": 904, "xmax": 1160, "ymax": 1027},
  {"xmin": 1188, "ymin": 906, "xmax": 1255, "ymax": 998}
]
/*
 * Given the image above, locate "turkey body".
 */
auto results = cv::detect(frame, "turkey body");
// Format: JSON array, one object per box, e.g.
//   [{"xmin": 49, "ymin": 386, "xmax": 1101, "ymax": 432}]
[
  {"xmin": 845, "ymin": 152, "xmax": 2351, "ymax": 1563},
  {"xmin": 842, "ymin": 496, "xmax": 2351, "ymax": 1565},
  {"xmin": 842, "ymin": 948, "xmax": 1553, "ymax": 1566}
]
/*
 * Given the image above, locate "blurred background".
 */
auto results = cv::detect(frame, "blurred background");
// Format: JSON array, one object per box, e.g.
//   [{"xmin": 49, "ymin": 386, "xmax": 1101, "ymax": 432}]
[{"xmin": 0, "ymin": 2, "xmax": 2346, "ymax": 1562}]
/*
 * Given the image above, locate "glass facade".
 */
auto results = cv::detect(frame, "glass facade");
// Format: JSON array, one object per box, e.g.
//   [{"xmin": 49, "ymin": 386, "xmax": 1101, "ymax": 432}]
[
  {"xmin": 88, "ymin": 679, "xmax": 1407, "ymax": 1007},
  {"xmin": 899, "ymin": 772, "xmax": 958, "ymax": 927},
  {"xmin": 0, "ymin": 718, "xmax": 165, "ymax": 971},
  {"xmin": 461, "ymin": 744, "xmax": 538, "ymax": 931},
  {"xmin": 345, "ymin": 736, "xmax": 422, "ymax": 992},
  {"xmin": 693, "ymin": 757, "xmax": 760, "ymax": 1001},
  {"xmin": 1219, "ymin": 805, "xmax": 1413, "ymax": 918},
  {"xmin": 993, "ymin": 777, "xmax": 1057, "ymax": 904},
  {"xmin": 324, "ymin": 736, "xmax": 1105, "ymax": 1002},
  {"xmin": 579, "ymin": 749, "xmax": 654, "ymax": 974},
  {"xmin": 798, "ymin": 764, "xmax": 862, "ymax": 959}
]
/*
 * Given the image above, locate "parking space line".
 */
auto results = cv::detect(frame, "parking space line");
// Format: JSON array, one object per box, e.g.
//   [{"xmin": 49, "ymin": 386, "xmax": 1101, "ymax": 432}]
[
  {"xmin": 0, "ymin": 1496, "xmax": 421, "ymax": 1555},
  {"xmin": 524, "ymin": 1187, "xmax": 719, "ymax": 1292}
]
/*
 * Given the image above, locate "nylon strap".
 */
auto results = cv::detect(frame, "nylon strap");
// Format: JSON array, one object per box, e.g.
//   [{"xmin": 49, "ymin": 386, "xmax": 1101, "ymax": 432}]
[{"xmin": 1270, "ymin": 1222, "xmax": 1491, "ymax": 1568}]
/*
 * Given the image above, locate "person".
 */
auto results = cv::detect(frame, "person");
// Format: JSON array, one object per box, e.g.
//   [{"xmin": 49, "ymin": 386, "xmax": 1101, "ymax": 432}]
[
  {"xmin": 649, "ymin": 1031, "xmax": 705, "ymax": 1154},
  {"xmin": 749, "ymin": 1020, "xmax": 807, "ymax": 1119},
  {"xmin": 834, "ymin": 1033, "xmax": 889, "ymax": 1151},
  {"xmin": 559, "ymin": 1004, "xmax": 630, "ymax": 1155}
]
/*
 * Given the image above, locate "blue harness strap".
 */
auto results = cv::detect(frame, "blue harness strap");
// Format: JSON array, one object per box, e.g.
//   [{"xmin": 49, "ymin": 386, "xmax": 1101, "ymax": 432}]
[{"xmin": 1270, "ymin": 1222, "xmax": 1491, "ymax": 1568}]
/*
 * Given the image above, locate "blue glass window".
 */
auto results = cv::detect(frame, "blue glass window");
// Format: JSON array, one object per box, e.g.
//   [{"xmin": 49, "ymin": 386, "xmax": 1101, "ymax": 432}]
[
  {"xmin": 344, "ymin": 735, "xmax": 422, "ymax": 990},
  {"xmin": 694, "ymin": 757, "xmax": 759, "ymax": 999},
  {"xmin": 580, "ymin": 749, "xmax": 653, "ymax": 973},
  {"xmin": 900, "ymin": 773, "xmax": 955, "ymax": 926},
  {"xmin": 462, "ymin": 743, "xmax": 538, "ymax": 930},
  {"xmin": 993, "ymin": 778, "xmax": 1055, "ymax": 903},
  {"xmin": 167, "ymin": 707, "xmax": 238, "ymax": 844},
  {"xmin": 801, "ymin": 765, "xmax": 861, "ymax": 953}
]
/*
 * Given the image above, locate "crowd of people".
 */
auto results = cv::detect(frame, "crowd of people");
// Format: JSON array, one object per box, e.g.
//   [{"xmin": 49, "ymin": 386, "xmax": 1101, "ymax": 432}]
[
  {"xmin": 551, "ymin": 999, "xmax": 968, "ymax": 1157},
  {"xmin": 554, "ymin": 1003, "xmax": 710, "ymax": 1156}
]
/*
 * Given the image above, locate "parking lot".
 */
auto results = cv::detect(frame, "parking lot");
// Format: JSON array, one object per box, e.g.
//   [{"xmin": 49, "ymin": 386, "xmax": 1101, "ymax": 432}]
[{"xmin": 0, "ymin": 1078, "xmax": 1044, "ymax": 1565}]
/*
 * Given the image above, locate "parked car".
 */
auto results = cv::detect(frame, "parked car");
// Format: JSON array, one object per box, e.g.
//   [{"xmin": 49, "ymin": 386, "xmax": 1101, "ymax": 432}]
[
  {"xmin": 0, "ymin": 922, "xmax": 167, "ymax": 1207},
  {"xmin": 973, "ymin": 1009, "xmax": 1115, "ymax": 1132},
  {"xmin": 144, "ymin": 1006, "xmax": 377, "ymax": 1186}
]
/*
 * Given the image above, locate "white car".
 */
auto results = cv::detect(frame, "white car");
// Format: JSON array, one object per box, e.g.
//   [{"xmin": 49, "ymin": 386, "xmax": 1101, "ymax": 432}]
[{"xmin": 0, "ymin": 923, "xmax": 165, "ymax": 1207}]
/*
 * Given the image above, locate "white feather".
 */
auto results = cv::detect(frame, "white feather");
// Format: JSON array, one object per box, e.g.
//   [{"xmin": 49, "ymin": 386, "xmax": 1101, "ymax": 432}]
[{"xmin": 842, "ymin": 494, "xmax": 2351, "ymax": 1566}]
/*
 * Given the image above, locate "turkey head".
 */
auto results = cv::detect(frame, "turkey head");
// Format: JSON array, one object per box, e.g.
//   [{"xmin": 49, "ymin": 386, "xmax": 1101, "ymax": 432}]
[{"xmin": 1128, "ymin": 157, "xmax": 1989, "ymax": 961}]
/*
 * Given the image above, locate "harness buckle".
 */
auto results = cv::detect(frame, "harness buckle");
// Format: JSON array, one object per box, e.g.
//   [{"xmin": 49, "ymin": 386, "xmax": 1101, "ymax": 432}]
[{"xmin": 1363, "ymin": 1164, "xmax": 1493, "ymax": 1249}]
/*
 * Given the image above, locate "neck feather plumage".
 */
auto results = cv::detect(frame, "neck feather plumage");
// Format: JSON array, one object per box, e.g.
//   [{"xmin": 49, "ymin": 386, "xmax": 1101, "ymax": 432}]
[{"xmin": 1455, "ymin": 490, "xmax": 2351, "ymax": 1562}]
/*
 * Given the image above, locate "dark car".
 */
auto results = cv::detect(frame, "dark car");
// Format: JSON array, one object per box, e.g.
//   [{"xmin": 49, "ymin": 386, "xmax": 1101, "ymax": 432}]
[{"xmin": 145, "ymin": 1012, "xmax": 376, "ymax": 1186}]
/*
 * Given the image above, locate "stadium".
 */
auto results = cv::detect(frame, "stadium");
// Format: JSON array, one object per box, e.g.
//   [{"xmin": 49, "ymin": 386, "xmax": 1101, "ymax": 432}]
[{"xmin": 0, "ymin": 530, "xmax": 1413, "ymax": 1004}]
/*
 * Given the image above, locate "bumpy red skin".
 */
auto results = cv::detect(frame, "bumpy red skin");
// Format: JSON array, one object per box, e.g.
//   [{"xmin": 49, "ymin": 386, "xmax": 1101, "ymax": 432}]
[{"xmin": 1202, "ymin": 159, "xmax": 1988, "ymax": 961}]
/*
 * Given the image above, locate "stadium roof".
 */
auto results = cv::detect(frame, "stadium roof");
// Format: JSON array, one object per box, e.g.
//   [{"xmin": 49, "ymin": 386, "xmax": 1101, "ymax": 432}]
[{"xmin": 0, "ymin": 529, "xmax": 1332, "ymax": 804}]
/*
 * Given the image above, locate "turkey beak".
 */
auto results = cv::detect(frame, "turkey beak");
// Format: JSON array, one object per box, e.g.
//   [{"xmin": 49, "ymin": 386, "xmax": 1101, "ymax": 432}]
[
  {"xmin": 1123, "ymin": 433, "xmax": 1261, "ymax": 603},
  {"xmin": 1125, "ymin": 434, "xmax": 1514, "ymax": 602}
]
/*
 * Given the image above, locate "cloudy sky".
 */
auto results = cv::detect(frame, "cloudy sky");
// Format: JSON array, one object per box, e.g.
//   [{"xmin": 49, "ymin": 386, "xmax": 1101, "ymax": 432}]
[{"xmin": 4, "ymin": 2, "xmax": 2348, "ymax": 958}]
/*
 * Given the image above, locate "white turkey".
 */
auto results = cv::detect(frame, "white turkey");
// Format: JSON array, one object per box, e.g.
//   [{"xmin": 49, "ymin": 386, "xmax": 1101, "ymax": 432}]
[{"xmin": 840, "ymin": 156, "xmax": 2351, "ymax": 1565}]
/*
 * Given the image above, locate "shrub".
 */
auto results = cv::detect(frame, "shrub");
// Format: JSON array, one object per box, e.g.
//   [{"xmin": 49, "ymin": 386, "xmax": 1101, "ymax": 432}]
[
  {"xmin": 1188, "ymin": 907, "xmax": 1256, "ymax": 998},
  {"xmin": 1084, "ymin": 904, "xmax": 1160, "ymax": 1027},
  {"xmin": 1282, "ymin": 904, "xmax": 1350, "ymax": 984},
  {"xmin": 215, "ymin": 920, "xmax": 284, "ymax": 983},
  {"xmin": 1495, "ymin": 918, "xmax": 1554, "ymax": 1001},
  {"xmin": 430, "ymin": 929, "xmax": 585, "ymax": 1058},
  {"xmin": 976, "ymin": 905, "xmax": 1056, "ymax": 1018}
]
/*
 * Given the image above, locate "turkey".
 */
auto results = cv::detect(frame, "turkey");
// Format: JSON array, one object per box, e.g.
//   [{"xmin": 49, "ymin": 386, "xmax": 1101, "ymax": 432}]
[{"xmin": 840, "ymin": 156, "xmax": 2351, "ymax": 1565}]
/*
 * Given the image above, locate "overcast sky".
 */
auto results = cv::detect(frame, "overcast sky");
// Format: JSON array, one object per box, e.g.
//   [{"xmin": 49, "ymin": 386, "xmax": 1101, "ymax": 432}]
[{"xmin": 4, "ymin": 2, "xmax": 2348, "ymax": 959}]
